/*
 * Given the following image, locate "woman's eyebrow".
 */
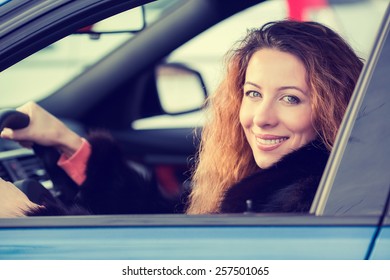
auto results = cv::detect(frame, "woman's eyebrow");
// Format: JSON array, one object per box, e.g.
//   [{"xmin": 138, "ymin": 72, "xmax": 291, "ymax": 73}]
[
  {"xmin": 244, "ymin": 81, "xmax": 261, "ymax": 89},
  {"xmin": 244, "ymin": 82, "xmax": 307, "ymax": 95},
  {"xmin": 278, "ymin": 86, "xmax": 307, "ymax": 95}
]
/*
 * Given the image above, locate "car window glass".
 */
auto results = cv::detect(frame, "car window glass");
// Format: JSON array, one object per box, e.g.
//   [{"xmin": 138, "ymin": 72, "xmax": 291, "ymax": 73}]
[
  {"xmin": 0, "ymin": 0, "xmax": 180, "ymax": 108},
  {"xmin": 320, "ymin": 9, "xmax": 390, "ymax": 216}
]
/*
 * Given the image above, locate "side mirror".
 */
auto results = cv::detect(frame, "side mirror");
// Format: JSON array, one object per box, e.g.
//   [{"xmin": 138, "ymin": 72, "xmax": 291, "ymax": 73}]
[{"xmin": 155, "ymin": 63, "xmax": 207, "ymax": 115}]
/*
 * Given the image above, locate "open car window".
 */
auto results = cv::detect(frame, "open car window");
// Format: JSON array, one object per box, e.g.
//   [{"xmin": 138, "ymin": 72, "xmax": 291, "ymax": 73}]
[{"xmin": 0, "ymin": 0, "xmax": 390, "ymax": 260}]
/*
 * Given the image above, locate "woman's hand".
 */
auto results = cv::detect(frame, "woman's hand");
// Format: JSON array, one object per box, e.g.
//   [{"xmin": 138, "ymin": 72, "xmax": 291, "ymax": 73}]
[
  {"xmin": 0, "ymin": 178, "xmax": 41, "ymax": 218},
  {"xmin": 0, "ymin": 101, "xmax": 83, "ymax": 157}
]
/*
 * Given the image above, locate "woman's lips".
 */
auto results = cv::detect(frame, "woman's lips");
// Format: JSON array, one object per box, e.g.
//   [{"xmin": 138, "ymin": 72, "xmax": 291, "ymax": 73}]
[{"xmin": 254, "ymin": 135, "xmax": 289, "ymax": 151}]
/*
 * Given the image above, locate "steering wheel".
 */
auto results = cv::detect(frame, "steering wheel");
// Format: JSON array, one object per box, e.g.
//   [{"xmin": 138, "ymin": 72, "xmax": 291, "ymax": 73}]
[
  {"xmin": 0, "ymin": 108, "xmax": 79, "ymax": 205},
  {"xmin": 0, "ymin": 109, "xmax": 30, "ymax": 131}
]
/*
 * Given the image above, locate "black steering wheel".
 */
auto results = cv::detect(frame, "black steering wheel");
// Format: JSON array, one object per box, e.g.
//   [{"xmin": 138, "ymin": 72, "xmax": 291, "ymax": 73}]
[
  {"xmin": 0, "ymin": 109, "xmax": 30, "ymax": 132},
  {"xmin": 0, "ymin": 108, "xmax": 79, "ymax": 205}
]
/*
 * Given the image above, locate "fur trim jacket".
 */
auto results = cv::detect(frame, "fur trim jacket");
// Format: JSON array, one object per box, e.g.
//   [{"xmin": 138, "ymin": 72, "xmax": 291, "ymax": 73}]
[
  {"xmin": 27, "ymin": 133, "xmax": 329, "ymax": 216},
  {"xmin": 220, "ymin": 140, "xmax": 329, "ymax": 213}
]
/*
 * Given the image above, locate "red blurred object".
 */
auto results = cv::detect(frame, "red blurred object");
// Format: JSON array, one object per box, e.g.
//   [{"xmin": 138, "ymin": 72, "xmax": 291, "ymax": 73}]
[
  {"xmin": 155, "ymin": 165, "xmax": 182, "ymax": 198},
  {"xmin": 78, "ymin": 25, "xmax": 94, "ymax": 32},
  {"xmin": 287, "ymin": 0, "xmax": 328, "ymax": 21}
]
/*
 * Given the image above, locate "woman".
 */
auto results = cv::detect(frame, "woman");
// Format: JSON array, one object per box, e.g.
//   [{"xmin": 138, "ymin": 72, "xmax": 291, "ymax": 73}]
[
  {"xmin": 187, "ymin": 20, "xmax": 363, "ymax": 214},
  {"xmin": 0, "ymin": 20, "xmax": 363, "ymax": 217}
]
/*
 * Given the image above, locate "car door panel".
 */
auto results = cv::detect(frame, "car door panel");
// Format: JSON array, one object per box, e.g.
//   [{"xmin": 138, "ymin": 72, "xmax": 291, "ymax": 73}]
[
  {"xmin": 370, "ymin": 225, "xmax": 390, "ymax": 259},
  {"xmin": 0, "ymin": 216, "xmax": 378, "ymax": 260}
]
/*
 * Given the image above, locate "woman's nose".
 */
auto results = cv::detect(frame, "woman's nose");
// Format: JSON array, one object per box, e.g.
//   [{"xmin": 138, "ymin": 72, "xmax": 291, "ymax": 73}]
[{"xmin": 253, "ymin": 101, "xmax": 278, "ymax": 128}]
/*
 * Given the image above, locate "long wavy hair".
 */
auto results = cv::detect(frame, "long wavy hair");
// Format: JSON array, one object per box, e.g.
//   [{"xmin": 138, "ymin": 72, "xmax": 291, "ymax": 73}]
[{"xmin": 187, "ymin": 20, "xmax": 364, "ymax": 214}]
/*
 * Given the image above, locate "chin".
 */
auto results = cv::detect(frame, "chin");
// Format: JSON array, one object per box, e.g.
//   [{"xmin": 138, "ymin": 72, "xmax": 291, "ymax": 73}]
[
  {"xmin": 254, "ymin": 153, "xmax": 285, "ymax": 169},
  {"xmin": 256, "ymin": 159, "xmax": 276, "ymax": 169}
]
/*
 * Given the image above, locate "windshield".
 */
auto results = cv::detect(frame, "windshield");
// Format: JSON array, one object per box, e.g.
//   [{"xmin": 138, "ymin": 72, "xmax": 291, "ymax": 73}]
[{"xmin": 0, "ymin": 0, "xmax": 181, "ymax": 108}]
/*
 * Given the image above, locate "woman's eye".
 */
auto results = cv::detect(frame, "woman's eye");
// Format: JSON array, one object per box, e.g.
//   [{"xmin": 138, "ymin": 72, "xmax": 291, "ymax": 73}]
[
  {"xmin": 282, "ymin": 95, "xmax": 300, "ymax": 104},
  {"xmin": 245, "ymin": 91, "xmax": 261, "ymax": 98}
]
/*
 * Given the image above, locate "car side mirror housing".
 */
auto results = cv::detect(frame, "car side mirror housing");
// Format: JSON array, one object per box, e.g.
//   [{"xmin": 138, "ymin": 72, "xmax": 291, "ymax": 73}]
[{"xmin": 155, "ymin": 63, "xmax": 207, "ymax": 115}]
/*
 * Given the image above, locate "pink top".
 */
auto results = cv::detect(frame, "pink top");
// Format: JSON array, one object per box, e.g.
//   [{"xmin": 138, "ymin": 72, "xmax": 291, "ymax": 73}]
[{"xmin": 57, "ymin": 138, "xmax": 91, "ymax": 186}]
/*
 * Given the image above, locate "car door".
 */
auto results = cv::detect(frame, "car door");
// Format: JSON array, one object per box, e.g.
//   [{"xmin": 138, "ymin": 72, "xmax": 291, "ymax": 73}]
[
  {"xmin": 371, "ymin": 207, "xmax": 390, "ymax": 259},
  {"xmin": 0, "ymin": 0, "xmax": 389, "ymax": 260}
]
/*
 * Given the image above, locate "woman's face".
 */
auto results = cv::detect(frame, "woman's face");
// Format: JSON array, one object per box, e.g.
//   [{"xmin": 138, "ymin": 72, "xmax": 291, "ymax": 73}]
[{"xmin": 240, "ymin": 48, "xmax": 317, "ymax": 169}]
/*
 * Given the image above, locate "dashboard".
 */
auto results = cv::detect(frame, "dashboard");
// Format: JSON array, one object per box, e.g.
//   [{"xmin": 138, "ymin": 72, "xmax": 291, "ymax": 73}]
[{"xmin": 0, "ymin": 139, "xmax": 52, "ymax": 188}]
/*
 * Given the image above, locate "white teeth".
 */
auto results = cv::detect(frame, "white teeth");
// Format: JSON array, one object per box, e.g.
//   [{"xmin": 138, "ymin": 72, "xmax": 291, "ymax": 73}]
[{"xmin": 256, "ymin": 137, "xmax": 288, "ymax": 145}]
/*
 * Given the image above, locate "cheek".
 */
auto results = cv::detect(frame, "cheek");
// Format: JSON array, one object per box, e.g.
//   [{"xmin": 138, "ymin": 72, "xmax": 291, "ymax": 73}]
[
  {"xmin": 239, "ymin": 101, "xmax": 252, "ymax": 129},
  {"xmin": 285, "ymin": 110, "xmax": 315, "ymax": 137}
]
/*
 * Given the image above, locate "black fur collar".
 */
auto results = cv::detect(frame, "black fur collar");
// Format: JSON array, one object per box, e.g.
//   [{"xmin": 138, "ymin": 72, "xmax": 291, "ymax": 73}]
[{"xmin": 220, "ymin": 140, "xmax": 329, "ymax": 213}]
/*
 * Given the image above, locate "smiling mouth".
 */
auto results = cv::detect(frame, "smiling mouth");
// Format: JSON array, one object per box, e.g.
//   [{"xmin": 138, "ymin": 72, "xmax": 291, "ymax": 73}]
[
  {"xmin": 254, "ymin": 136, "xmax": 289, "ymax": 151},
  {"xmin": 255, "ymin": 137, "xmax": 288, "ymax": 145}
]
